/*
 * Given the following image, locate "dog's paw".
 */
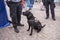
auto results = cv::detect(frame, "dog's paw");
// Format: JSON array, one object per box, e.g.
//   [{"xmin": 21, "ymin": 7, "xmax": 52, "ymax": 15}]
[{"xmin": 29, "ymin": 34, "xmax": 32, "ymax": 36}]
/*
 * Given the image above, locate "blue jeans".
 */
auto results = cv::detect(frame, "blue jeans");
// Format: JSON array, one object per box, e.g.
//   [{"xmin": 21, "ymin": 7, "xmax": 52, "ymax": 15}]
[{"xmin": 25, "ymin": 0, "xmax": 34, "ymax": 9}]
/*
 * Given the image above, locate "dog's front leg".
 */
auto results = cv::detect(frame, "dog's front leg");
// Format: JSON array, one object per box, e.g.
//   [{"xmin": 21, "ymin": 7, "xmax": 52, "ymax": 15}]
[
  {"xmin": 30, "ymin": 27, "xmax": 34, "ymax": 36},
  {"xmin": 27, "ymin": 25, "xmax": 30, "ymax": 31}
]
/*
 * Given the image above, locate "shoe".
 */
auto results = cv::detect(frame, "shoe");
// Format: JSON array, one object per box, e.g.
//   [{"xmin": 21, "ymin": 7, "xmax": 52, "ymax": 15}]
[
  {"xmin": 14, "ymin": 28, "xmax": 19, "ymax": 33},
  {"xmin": 18, "ymin": 24, "xmax": 24, "ymax": 26},
  {"xmin": 52, "ymin": 18, "xmax": 56, "ymax": 21},
  {"xmin": 45, "ymin": 17, "xmax": 49, "ymax": 19}
]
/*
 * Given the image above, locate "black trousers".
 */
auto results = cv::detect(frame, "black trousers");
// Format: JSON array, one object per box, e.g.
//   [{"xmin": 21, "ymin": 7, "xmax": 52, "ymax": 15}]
[
  {"xmin": 44, "ymin": 0, "xmax": 55, "ymax": 18},
  {"xmin": 8, "ymin": 2, "xmax": 22, "ymax": 29}
]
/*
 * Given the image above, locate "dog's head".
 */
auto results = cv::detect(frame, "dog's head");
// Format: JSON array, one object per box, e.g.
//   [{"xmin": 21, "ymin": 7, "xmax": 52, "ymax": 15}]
[
  {"xmin": 23, "ymin": 10, "xmax": 30, "ymax": 16},
  {"xmin": 23, "ymin": 10, "xmax": 35, "ymax": 19}
]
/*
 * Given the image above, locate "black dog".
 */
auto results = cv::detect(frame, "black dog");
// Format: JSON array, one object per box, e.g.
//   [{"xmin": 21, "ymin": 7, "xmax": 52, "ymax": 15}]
[{"xmin": 23, "ymin": 10, "xmax": 45, "ymax": 36}]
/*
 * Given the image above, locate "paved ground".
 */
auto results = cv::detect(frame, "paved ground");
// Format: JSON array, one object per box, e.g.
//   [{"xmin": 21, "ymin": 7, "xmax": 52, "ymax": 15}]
[{"xmin": 0, "ymin": 3, "xmax": 60, "ymax": 40}]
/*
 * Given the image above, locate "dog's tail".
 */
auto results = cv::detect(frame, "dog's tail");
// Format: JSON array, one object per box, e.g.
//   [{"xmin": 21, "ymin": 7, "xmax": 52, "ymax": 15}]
[{"xmin": 42, "ymin": 25, "xmax": 46, "ymax": 28}]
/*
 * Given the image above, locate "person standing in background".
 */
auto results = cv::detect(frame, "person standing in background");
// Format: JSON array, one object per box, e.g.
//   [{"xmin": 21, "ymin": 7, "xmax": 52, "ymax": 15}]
[
  {"xmin": 6, "ymin": 0, "xmax": 24, "ymax": 33},
  {"xmin": 42, "ymin": 0, "xmax": 56, "ymax": 21}
]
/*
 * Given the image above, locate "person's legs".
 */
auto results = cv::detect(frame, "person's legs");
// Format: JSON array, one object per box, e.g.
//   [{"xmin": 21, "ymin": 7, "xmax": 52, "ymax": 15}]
[
  {"xmin": 29, "ymin": 0, "xmax": 34, "ymax": 10},
  {"xmin": 50, "ymin": 2, "xmax": 56, "ymax": 21},
  {"xmin": 11, "ymin": 17, "xmax": 19, "ymax": 33},
  {"xmin": 45, "ymin": 3, "xmax": 49, "ymax": 19},
  {"xmin": 25, "ymin": 0, "xmax": 30, "ymax": 7},
  {"xmin": 30, "ymin": 0, "xmax": 34, "ymax": 4},
  {"xmin": 10, "ymin": 3, "xmax": 19, "ymax": 33},
  {"xmin": 25, "ymin": 0, "xmax": 34, "ymax": 10},
  {"xmin": 17, "ymin": 3, "xmax": 24, "ymax": 26}
]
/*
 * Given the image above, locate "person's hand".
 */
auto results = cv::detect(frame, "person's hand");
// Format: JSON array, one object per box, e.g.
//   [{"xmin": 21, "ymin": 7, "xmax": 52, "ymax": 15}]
[{"xmin": 20, "ymin": 0, "xmax": 25, "ymax": 6}]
